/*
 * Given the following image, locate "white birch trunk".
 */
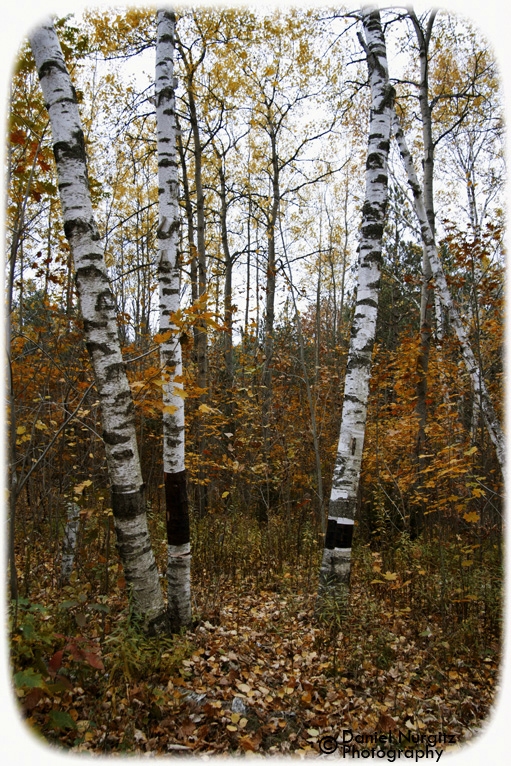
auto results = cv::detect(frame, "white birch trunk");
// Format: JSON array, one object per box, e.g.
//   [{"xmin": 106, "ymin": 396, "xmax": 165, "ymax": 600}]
[
  {"xmin": 60, "ymin": 501, "xmax": 80, "ymax": 583},
  {"xmin": 319, "ymin": 8, "xmax": 394, "ymax": 604},
  {"xmin": 433, "ymin": 291, "xmax": 445, "ymax": 342},
  {"xmin": 155, "ymin": 9, "xmax": 191, "ymax": 631},
  {"xmin": 393, "ymin": 114, "xmax": 505, "ymax": 471},
  {"xmin": 30, "ymin": 20, "xmax": 166, "ymax": 632}
]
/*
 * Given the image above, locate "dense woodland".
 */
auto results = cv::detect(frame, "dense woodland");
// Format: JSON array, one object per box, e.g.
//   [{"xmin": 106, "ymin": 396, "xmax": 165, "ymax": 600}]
[{"xmin": 6, "ymin": 4, "xmax": 504, "ymax": 757}]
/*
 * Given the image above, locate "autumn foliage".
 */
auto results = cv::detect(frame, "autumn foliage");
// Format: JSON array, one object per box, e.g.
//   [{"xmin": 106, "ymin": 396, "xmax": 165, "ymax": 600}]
[{"xmin": 7, "ymin": 6, "xmax": 503, "ymax": 757}]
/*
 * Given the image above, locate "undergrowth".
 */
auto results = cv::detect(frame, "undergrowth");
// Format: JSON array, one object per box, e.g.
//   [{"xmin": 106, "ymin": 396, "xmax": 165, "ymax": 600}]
[{"xmin": 10, "ymin": 501, "xmax": 502, "ymax": 754}]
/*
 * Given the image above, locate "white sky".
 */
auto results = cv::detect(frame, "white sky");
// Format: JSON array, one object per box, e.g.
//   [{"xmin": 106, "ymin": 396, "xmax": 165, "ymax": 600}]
[{"xmin": 1, "ymin": 2, "xmax": 510, "ymax": 765}]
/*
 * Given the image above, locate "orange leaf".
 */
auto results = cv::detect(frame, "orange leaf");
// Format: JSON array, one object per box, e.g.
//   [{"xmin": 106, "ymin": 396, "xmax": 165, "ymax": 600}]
[
  {"xmin": 154, "ymin": 330, "xmax": 173, "ymax": 344},
  {"xmin": 239, "ymin": 730, "xmax": 262, "ymax": 751}
]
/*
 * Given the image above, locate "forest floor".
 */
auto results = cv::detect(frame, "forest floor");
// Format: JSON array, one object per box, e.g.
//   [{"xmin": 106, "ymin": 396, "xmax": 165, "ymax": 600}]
[{"xmin": 11, "ymin": 532, "xmax": 501, "ymax": 759}]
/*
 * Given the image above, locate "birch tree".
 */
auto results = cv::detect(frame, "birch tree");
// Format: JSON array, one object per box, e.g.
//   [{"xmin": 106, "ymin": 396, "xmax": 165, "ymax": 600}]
[
  {"xmin": 155, "ymin": 8, "xmax": 191, "ymax": 631},
  {"xmin": 393, "ymin": 113, "xmax": 505, "ymax": 471},
  {"xmin": 319, "ymin": 7, "xmax": 394, "ymax": 605},
  {"xmin": 29, "ymin": 19, "xmax": 166, "ymax": 632},
  {"xmin": 60, "ymin": 501, "xmax": 80, "ymax": 583}
]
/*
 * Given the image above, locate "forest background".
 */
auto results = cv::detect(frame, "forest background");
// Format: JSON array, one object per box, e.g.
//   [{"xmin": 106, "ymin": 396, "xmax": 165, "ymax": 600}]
[{"xmin": 1, "ymin": 0, "xmax": 510, "ymax": 763}]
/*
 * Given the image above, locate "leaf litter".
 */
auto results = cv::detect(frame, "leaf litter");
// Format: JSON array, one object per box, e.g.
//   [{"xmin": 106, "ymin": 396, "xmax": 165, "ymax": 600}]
[{"xmin": 12, "ymin": 555, "xmax": 499, "ymax": 757}]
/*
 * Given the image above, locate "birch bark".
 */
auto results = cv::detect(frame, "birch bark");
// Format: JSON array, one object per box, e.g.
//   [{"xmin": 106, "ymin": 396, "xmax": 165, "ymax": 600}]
[
  {"xmin": 155, "ymin": 9, "xmax": 192, "ymax": 631},
  {"xmin": 30, "ymin": 19, "xmax": 166, "ymax": 632},
  {"xmin": 60, "ymin": 501, "xmax": 80, "ymax": 583},
  {"xmin": 319, "ymin": 7, "xmax": 394, "ymax": 604},
  {"xmin": 393, "ymin": 114, "xmax": 505, "ymax": 471}
]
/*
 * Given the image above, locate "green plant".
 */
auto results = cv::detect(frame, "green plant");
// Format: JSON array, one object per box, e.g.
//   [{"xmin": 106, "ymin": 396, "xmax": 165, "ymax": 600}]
[
  {"xmin": 102, "ymin": 613, "xmax": 195, "ymax": 684},
  {"xmin": 11, "ymin": 598, "xmax": 55, "ymax": 672}
]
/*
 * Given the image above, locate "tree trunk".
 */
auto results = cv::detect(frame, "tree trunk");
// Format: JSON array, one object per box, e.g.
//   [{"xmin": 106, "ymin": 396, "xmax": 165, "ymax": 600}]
[
  {"xmin": 217, "ymin": 155, "xmax": 235, "ymax": 429},
  {"xmin": 60, "ymin": 501, "xmax": 80, "ymax": 583},
  {"xmin": 178, "ymin": 46, "xmax": 209, "ymax": 518},
  {"xmin": 176, "ymin": 120, "xmax": 200, "ymax": 354},
  {"xmin": 244, "ymin": 192, "xmax": 252, "ymax": 338},
  {"xmin": 393, "ymin": 113, "xmax": 505, "ymax": 471},
  {"xmin": 262, "ymin": 129, "xmax": 280, "ymax": 429},
  {"xmin": 280, "ymin": 228, "xmax": 325, "ymax": 532},
  {"xmin": 258, "ymin": 128, "xmax": 280, "ymax": 523},
  {"xmin": 408, "ymin": 9, "xmax": 438, "ymax": 464},
  {"xmin": 30, "ymin": 19, "xmax": 166, "ymax": 632},
  {"xmin": 318, "ymin": 8, "xmax": 394, "ymax": 608},
  {"xmin": 155, "ymin": 9, "xmax": 191, "ymax": 631},
  {"xmin": 315, "ymin": 235, "xmax": 322, "ymax": 384}
]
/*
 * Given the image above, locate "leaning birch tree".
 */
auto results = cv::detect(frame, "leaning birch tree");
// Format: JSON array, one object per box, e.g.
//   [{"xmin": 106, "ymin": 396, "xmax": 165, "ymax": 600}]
[
  {"xmin": 319, "ymin": 7, "xmax": 394, "ymax": 605},
  {"xmin": 393, "ymin": 113, "xmax": 505, "ymax": 471},
  {"xmin": 155, "ymin": 8, "xmax": 192, "ymax": 630},
  {"xmin": 29, "ymin": 19, "xmax": 166, "ymax": 632}
]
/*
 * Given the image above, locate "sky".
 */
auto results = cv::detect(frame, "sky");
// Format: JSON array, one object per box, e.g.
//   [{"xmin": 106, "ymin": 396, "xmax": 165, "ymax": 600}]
[{"xmin": 1, "ymin": 2, "xmax": 510, "ymax": 765}]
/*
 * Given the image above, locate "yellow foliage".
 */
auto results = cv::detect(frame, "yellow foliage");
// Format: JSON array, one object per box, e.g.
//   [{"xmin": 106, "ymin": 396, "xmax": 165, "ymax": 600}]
[{"xmin": 74, "ymin": 479, "xmax": 93, "ymax": 495}]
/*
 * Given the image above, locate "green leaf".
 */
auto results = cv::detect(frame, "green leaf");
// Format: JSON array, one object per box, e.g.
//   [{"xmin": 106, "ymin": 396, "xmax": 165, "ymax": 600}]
[
  {"xmin": 19, "ymin": 621, "xmax": 35, "ymax": 639},
  {"xmin": 75, "ymin": 612, "xmax": 87, "ymax": 628},
  {"xmin": 49, "ymin": 710, "xmax": 77, "ymax": 730},
  {"xmin": 59, "ymin": 599, "xmax": 79, "ymax": 610},
  {"xmin": 46, "ymin": 676, "xmax": 73, "ymax": 694},
  {"xmin": 89, "ymin": 603, "xmax": 110, "ymax": 614},
  {"xmin": 14, "ymin": 668, "xmax": 45, "ymax": 689}
]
